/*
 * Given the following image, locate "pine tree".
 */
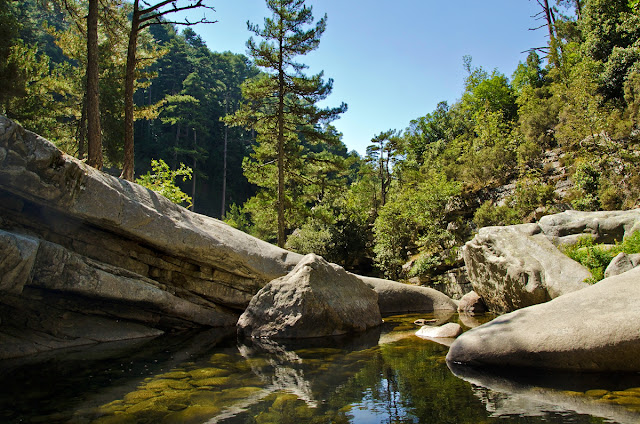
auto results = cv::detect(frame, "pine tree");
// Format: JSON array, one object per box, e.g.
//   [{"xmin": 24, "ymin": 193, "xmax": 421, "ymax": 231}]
[{"xmin": 225, "ymin": 0, "xmax": 346, "ymax": 247}]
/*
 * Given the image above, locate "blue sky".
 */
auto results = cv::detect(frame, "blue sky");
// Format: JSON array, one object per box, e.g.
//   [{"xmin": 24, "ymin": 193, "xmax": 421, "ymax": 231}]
[{"xmin": 180, "ymin": 0, "xmax": 550, "ymax": 155}]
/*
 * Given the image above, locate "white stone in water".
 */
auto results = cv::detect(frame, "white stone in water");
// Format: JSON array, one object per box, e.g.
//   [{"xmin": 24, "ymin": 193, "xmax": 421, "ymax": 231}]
[{"xmin": 415, "ymin": 322, "xmax": 462, "ymax": 339}]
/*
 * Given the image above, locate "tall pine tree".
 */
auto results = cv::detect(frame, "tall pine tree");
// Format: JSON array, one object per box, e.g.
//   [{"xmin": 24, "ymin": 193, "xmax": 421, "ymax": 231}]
[{"xmin": 225, "ymin": 0, "xmax": 346, "ymax": 247}]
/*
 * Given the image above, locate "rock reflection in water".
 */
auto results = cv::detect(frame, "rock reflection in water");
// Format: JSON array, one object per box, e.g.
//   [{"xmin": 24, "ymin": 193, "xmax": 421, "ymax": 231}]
[
  {"xmin": 448, "ymin": 362, "xmax": 640, "ymax": 424},
  {"xmin": 2, "ymin": 313, "xmax": 632, "ymax": 424}
]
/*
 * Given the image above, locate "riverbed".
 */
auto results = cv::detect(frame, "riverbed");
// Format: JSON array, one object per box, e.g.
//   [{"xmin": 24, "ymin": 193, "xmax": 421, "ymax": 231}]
[{"xmin": 1, "ymin": 313, "xmax": 639, "ymax": 423}]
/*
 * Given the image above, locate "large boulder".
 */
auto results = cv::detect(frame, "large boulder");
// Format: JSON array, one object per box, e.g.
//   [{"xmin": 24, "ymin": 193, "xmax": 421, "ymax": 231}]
[
  {"xmin": 238, "ymin": 254, "xmax": 382, "ymax": 338},
  {"xmin": 0, "ymin": 116, "xmax": 302, "ymax": 303},
  {"xmin": 538, "ymin": 209, "xmax": 640, "ymax": 246},
  {"xmin": 446, "ymin": 266, "xmax": 640, "ymax": 372},
  {"xmin": 463, "ymin": 223, "xmax": 591, "ymax": 313},
  {"xmin": 357, "ymin": 276, "xmax": 458, "ymax": 314},
  {"xmin": 0, "ymin": 116, "xmax": 304, "ymax": 358}
]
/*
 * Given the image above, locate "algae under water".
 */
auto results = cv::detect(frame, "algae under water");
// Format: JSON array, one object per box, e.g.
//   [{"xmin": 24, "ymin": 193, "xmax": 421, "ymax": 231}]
[{"xmin": 1, "ymin": 313, "xmax": 639, "ymax": 424}]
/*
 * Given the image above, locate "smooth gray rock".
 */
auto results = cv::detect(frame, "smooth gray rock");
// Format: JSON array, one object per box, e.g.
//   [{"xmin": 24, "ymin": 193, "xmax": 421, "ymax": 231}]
[
  {"xmin": 415, "ymin": 322, "xmax": 462, "ymax": 339},
  {"xmin": 238, "ymin": 254, "xmax": 382, "ymax": 338},
  {"xmin": 539, "ymin": 209, "xmax": 640, "ymax": 246},
  {"xmin": 457, "ymin": 291, "xmax": 487, "ymax": 314},
  {"xmin": 357, "ymin": 276, "xmax": 458, "ymax": 314},
  {"xmin": 0, "ymin": 229, "xmax": 39, "ymax": 294},
  {"xmin": 446, "ymin": 266, "xmax": 640, "ymax": 372},
  {"xmin": 604, "ymin": 252, "xmax": 640, "ymax": 278},
  {"xmin": 463, "ymin": 224, "xmax": 591, "ymax": 313},
  {"xmin": 0, "ymin": 116, "xmax": 302, "ymax": 293}
]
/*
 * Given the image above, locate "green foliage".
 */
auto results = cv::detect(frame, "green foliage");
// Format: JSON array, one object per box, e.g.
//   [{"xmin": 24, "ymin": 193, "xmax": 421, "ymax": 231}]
[
  {"xmin": 473, "ymin": 201, "xmax": 521, "ymax": 228},
  {"xmin": 407, "ymin": 253, "xmax": 443, "ymax": 278},
  {"xmin": 563, "ymin": 231, "xmax": 640, "ymax": 283},
  {"xmin": 223, "ymin": 203, "xmax": 252, "ymax": 234},
  {"xmin": 135, "ymin": 159, "xmax": 193, "ymax": 208},
  {"xmin": 563, "ymin": 236, "xmax": 613, "ymax": 283},
  {"xmin": 373, "ymin": 171, "xmax": 461, "ymax": 279},
  {"xmin": 570, "ymin": 160, "xmax": 601, "ymax": 210}
]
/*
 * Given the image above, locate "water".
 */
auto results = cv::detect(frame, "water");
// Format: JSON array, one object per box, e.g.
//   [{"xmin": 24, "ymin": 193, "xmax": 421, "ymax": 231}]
[{"xmin": 1, "ymin": 313, "xmax": 639, "ymax": 424}]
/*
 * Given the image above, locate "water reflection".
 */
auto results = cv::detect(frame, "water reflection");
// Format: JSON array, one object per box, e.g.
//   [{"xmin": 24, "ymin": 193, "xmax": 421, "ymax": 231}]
[
  {"xmin": 449, "ymin": 363, "xmax": 640, "ymax": 424},
  {"xmin": 0, "ymin": 314, "xmax": 638, "ymax": 423}
]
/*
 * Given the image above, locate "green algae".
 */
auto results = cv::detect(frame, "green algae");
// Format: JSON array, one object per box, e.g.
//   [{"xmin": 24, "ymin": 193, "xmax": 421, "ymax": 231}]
[
  {"xmin": 189, "ymin": 367, "xmax": 230, "ymax": 380},
  {"xmin": 160, "ymin": 371, "xmax": 190, "ymax": 380},
  {"xmin": 191, "ymin": 376, "xmax": 232, "ymax": 388}
]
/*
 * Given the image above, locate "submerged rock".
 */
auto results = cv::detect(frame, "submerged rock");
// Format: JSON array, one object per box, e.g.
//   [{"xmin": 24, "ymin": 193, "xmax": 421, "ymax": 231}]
[
  {"xmin": 237, "ymin": 254, "xmax": 382, "ymax": 338},
  {"xmin": 446, "ymin": 266, "xmax": 640, "ymax": 372},
  {"xmin": 415, "ymin": 323, "xmax": 462, "ymax": 339}
]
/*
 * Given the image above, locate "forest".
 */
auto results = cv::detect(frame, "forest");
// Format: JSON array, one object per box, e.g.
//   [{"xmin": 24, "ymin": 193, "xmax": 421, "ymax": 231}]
[{"xmin": 2, "ymin": 0, "xmax": 640, "ymax": 281}]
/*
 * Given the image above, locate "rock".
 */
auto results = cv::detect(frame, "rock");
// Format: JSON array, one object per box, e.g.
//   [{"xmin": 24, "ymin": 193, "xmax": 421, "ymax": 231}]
[
  {"xmin": 457, "ymin": 291, "xmax": 487, "ymax": 314},
  {"xmin": 357, "ymin": 276, "xmax": 458, "ymax": 314},
  {"xmin": 446, "ymin": 266, "xmax": 640, "ymax": 372},
  {"xmin": 413, "ymin": 319, "xmax": 437, "ymax": 326},
  {"xmin": 237, "ymin": 254, "xmax": 382, "ymax": 338},
  {"xmin": 0, "ymin": 116, "xmax": 306, "ymax": 358},
  {"xmin": 463, "ymin": 223, "xmax": 591, "ymax": 313},
  {"xmin": 538, "ymin": 209, "xmax": 640, "ymax": 246},
  {"xmin": 604, "ymin": 252, "xmax": 640, "ymax": 278},
  {"xmin": 0, "ymin": 229, "xmax": 39, "ymax": 294},
  {"xmin": 0, "ymin": 116, "xmax": 302, "ymax": 303},
  {"xmin": 415, "ymin": 323, "xmax": 462, "ymax": 339}
]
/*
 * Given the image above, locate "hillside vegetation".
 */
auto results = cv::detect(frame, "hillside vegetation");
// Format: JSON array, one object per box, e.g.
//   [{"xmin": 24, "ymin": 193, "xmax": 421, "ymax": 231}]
[{"xmin": 1, "ymin": 0, "xmax": 639, "ymax": 280}]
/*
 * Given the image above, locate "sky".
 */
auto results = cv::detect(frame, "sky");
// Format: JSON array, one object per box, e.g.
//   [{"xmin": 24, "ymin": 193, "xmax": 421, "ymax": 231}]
[{"xmin": 178, "ymin": 0, "xmax": 550, "ymax": 156}]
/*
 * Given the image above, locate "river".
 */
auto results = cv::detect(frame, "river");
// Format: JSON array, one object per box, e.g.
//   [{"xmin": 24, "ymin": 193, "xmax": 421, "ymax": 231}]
[{"xmin": 1, "ymin": 313, "xmax": 639, "ymax": 423}]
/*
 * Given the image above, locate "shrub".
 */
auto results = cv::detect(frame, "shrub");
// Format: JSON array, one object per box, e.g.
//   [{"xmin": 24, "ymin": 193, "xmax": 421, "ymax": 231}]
[
  {"xmin": 135, "ymin": 159, "xmax": 192, "ymax": 208},
  {"xmin": 562, "ymin": 231, "xmax": 640, "ymax": 283}
]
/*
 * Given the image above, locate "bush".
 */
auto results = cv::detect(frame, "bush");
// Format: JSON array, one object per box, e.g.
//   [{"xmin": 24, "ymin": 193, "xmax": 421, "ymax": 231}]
[
  {"xmin": 135, "ymin": 159, "xmax": 192, "ymax": 208},
  {"xmin": 473, "ymin": 201, "xmax": 520, "ymax": 228},
  {"xmin": 562, "ymin": 231, "xmax": 640, "ymax": 283}
]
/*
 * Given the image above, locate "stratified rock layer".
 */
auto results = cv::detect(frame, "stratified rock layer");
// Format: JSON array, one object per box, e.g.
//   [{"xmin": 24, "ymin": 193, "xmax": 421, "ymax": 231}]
[
  {"xmin": 446, "ymin": 266, "xmax": 640, "ymax": 372},
  {"xmin": 0, "ymin": 116, "xmax": 303, "ymax": 358},
  {"xmin": 238, "ymin": 254, "xmax": 382, "ymax": 338}
]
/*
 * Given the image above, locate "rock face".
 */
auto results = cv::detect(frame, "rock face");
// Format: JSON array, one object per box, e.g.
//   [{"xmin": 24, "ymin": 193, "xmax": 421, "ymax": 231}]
[
  {"xmin": 358, "ymin": 276, "xmax": 458, "ymax": 314},
  {"xmin": 464, "ymin": 223, "xmax": 591, "ymax": 313},
  {"xmin": 0, "ymin": 116, "xmax": 304, "ymax": 358},
  {"xmin": 446, "ymin": 266, "xmax": 640, "ymax": 372},
  {"xmin": 237, "ymin": 254, "xmax": 382, "ymax": 338}
]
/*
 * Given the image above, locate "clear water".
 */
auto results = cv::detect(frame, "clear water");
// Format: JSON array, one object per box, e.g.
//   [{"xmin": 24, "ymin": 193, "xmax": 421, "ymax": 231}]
[{"xmin": 1, "ymin": 313, "xmax": 639, "ymax": 424}]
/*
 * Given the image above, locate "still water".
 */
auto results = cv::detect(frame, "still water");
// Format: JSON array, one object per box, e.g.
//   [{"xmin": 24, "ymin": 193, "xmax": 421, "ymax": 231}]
[{"xmin": 1, "ymin": 313, "xmax": 639, "ymax": 424}]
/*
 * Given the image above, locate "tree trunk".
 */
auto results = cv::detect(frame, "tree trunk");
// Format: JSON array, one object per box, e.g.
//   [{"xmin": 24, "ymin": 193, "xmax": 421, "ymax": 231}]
[
  {"xmin": 543, "ymin": 0, "xmax": 560, "ymax": 68},
  {"xmin": 575, "ymin": 0, "xmax": 582, "ymax": 20},
  {"xmin": 221, "ymin": 97, "xmax": 228, "ymax": 218},
  {"xmin": 78, "ymin": 92, "xmax": 87, "ymax": 160},
  {"xmin": 276, "ymin": 30, "xmax": 286, "ymax": 248},
  {"xmin": 379, "ymin": 140, "xmax": 386, "ymax": 206},
  {"xmin": 173, "ymin": 122, "xmax": 181, "ymax": 169},
  {"xmin": 121, "ymin": 0, "xmax": 140, "ymax": 181},
  {"xmin": 192, "ymin": 128, "xmax": 197, "ymax": 211},
  {"xmin": 86, "ymin": 0, "xmax": 102, "ymax": 170}
]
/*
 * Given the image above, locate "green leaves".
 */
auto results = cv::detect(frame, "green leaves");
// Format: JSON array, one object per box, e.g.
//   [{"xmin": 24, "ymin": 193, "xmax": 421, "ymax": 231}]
[{"xmin": 135, "ymin": 159, "xmax": 193, "ymax": 208}]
